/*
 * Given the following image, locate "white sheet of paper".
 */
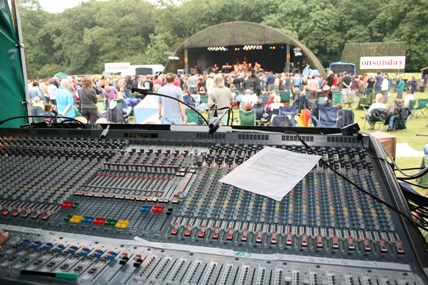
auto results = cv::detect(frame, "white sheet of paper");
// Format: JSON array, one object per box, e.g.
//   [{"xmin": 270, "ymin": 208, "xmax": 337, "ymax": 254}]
[{"xmin": 219, "ymin": 146, "xmax": 321, "ymax": 201}]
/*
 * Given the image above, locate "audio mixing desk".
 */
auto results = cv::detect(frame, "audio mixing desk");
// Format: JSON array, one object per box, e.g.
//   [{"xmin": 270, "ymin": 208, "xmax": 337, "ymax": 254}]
[{"xmin": 0, "ymin": 126, "xmax": 426, "ymax": 284}]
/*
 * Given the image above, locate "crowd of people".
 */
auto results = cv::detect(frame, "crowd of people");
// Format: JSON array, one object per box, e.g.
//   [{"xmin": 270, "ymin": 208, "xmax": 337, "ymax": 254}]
[{"xmin": 27, "ymin": 67, "xmax": 426, "ymax": 126}]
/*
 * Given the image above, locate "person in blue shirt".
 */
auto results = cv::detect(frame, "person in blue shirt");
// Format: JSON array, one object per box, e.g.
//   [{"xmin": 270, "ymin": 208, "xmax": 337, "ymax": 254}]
[
  {"xmin": 266, "ymin": 72, "xmax": 275, "ymax": 91},
  {"xmin": 55, "ymin": 79, "xmax": 75, "ymax": 121},
  {"xmin": 158, "ymin": 73, "xmax": 186, "ymax": 124}
]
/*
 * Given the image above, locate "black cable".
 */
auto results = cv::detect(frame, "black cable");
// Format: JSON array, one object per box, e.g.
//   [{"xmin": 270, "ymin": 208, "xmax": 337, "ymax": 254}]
[
  {"xmin": 282, "ymin": 130, "xmax": 428, "ymax": 233},
  {"xmin": 0, "ymin": 116, "xmax": 88, "ymax": 128},
  {"xmin": 397, "ymin": 179, "xmax": 428, "ymax": 190}
]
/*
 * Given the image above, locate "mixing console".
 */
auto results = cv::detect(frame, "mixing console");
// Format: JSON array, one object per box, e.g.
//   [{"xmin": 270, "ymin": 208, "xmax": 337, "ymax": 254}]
[{"xmin": 0, "ymin": 127, "xmax": 426, "ymax": 284}]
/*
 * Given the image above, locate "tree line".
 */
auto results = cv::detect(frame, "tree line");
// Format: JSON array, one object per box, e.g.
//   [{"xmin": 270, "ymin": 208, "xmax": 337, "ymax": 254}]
[{"xmin": 18, "ymin": 0, "xmax": 428, "ymax": 79}]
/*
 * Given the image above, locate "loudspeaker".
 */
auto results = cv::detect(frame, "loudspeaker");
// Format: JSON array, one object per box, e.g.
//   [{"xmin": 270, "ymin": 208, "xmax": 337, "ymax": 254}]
[{"xmin": 136, "ymin": 67, "xmax": 153, "ymax": 76}]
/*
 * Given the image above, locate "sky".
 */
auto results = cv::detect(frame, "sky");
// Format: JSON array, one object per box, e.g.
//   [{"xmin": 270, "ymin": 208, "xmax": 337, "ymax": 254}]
[{"xmin": 38, "ymin": 0, "xmax": 89, "ymax": 14}]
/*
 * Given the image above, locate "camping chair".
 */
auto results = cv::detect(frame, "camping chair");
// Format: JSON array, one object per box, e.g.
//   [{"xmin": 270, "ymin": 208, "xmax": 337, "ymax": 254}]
[
  {"xmin": 311, "ymin": 106, "xmax": 341, "ymax": 128},
  {"xmin": 408, "ymin": 99, "xmax": 417, "ymax": 119},
  {"xmin": 317, "ymin": 92, "xmax": 328, "ymax": 104},
  {"xmin": 414, "ymin": 99, "xmax": 428, "ymax": 118},
  {"xmin": 253, "ymin": 103, "xmax": 264, "ymax": 124},
  {"xmin": 279, "ymin": 91, "xmax": 290, "ymax": 104},
  {"xmin": 185, "ymin": 109, "xmax": 201, "ymax": 124},
  {"xmin": 279, "ymin": 105, "xmax": 298, "ymax": 126},
  {"xmin": 31, "ymin": 106, "xmax": 44, "ymax": 123},
  {"xmin": 363, "ymin": 107, "xmax": 388, "ymax": 130},
  {"xmin": 343, "ymin": 92, "xmax": 356, "ymax": 109},
  {"xmin": 357, "ymin": 92, "xmax": 375, "ymax": 110},
  {"xmin": 270, "ymin": 115, "xmax": 294, "ymax": 127},
  {"xmin": 239, "ymin": 109, "xmax": 256, "ymax": 126},
  {"xmin": 332, "ymin": 92, "xmax": 343, "ymax": 105},
  {"xmin": 260, "ymin": 95, "xmax": 269, "ymax": 110},
  {"xmin": 200, "ymin": 95, "xmax": 209, "ymax": 104}
]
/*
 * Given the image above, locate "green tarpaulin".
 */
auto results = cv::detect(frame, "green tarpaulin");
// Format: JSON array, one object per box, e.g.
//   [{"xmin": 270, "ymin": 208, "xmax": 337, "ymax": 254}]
[{"xmin": 0, "ymin": 0, "xmax": 26, "ymax": 128}]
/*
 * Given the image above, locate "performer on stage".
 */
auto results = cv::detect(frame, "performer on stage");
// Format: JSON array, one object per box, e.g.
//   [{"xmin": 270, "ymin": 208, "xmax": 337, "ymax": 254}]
[
  {"xmin": 222, "ymin": 62, "xmax": 232, "ymax": 73},
  {"xmin": 212, "ymin": 64, "xmax": 219, "ymax": 73},
  {"xmin": 254, "ymin": 62, "xmax": 261, "ymax": 72}
]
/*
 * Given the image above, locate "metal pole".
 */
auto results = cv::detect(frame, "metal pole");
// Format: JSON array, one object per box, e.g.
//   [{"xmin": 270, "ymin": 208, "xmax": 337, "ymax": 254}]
[
  {"xmin": 10, "ymin": 0, "xmax": 30, "ymax": 117},
  {"xmin": 184, "ymin": 48, "xmax": 189, "ymax": 74}
]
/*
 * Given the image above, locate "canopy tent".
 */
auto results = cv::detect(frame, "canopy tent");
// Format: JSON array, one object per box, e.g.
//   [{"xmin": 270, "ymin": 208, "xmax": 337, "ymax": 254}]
[
  {"xmin": 0, "ymin": 0, "xmax": 27, "ymax": 128},
  {"xmin": 55, "ymin": 72, "xmax": 68, "ymax": 78}
]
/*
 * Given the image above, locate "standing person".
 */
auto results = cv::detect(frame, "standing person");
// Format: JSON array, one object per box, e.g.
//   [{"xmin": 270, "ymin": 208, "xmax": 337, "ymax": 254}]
[
  {"xmin": 341, "ymin": 72, "xmax": 352, "ymax": 96},
  {"xmin": 103, "ymin": 85, "xmax": 118, "ymax": 109},
  {"xmin": 252, "ymin": 73, "xmax": 262, "ymax": 96},
  {"xmin": 409, "ymin": 76, "xmax": 417, "ymax": 94},
  {"xmin": 243, "ymin": 74, "xmax": 254, "ymax": 91},
  {"xmin": 396, "ymin": 76, "xmax": 405, "ymax": 99},
  {"xmin": 365, "ymin": 75, "xmax": 375, "ymax": 96},
  {"xmin": 208, "ymin": 74, "xmax": 234, "ymax": 124},
  {"xmin": 374, "ymin": 71, "xmax": 383, "ymax": 93},
  {"xmin": 266, "ymin": 71, "xmax": 275, "ymax": 91},
  {"xmin": 381, "ymin": 74, "xmax": 389, "ymax": 102},
  {"xmin": 79, "ymin": 76, "xmax": 99, "ymax": 124},
  {"xmin": 28, "ymin": 81, "xmax": 45, "ymax": 103},
  {"xmin": 294, "ymin": 73, "xmax": 303, "ymax": 92},
  {"xmin": 47, "ymin": 79, "xmax": 58, "ymax": 105},
  {"xmin": 308, "ymin": 75, "xmax": 319, "ymax": 100},
  {"xmin": 55, "ymin": 79, "xmax": 75, "ymax": 120},
  {"xmin": 158, "ymin": 73, "xmax": 186, "ymax": 124}
]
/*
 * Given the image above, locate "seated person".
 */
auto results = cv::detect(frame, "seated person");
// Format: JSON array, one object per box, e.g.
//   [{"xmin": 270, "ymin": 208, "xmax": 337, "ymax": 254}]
[
  {"xmin": 0, "ymin": 229, "xmax": 8, "ymax": 246},
  {"xmin": 105, "ymin": 100, "xmax": 125, "ymax": 123},
  {"xmin": 240, "ymin": 89, "xmax": 258, "ymax": 110},
  {"xmin": 403, "ymin": 90, "xmax": 414, "ymax": 106},
  {"xmin": 265, "ymin": 93, "xmax": 275, "ymax": 112},
  {"xmin": 244, "ymin": 102, "xmax": 253, "ymax": 112},
  {"xmin": 366, "ymin": 93, "xmax": 387, "ymax": 130},
  {"xmin": 197, "ymin": 87, "xmax": 207, "ymax": 96},
  {"xmin": 183, "ymin": 90, "xmax": 195, "ymax": 107},
  {"xmin": 33, "ymin": 96, "xmax": 45, "ymax": 110},
  {"xmin": 41, "ymin": 103, "xmax": 57, "ymax": 123},
  {"xmin": 267, "ymin": 95, "xmax": 282, "ymax": 112}
]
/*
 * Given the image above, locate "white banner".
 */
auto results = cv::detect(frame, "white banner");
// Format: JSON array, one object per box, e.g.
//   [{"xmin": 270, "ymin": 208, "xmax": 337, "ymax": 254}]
[
  {"xmin": 360, "ymin": 56, "xmax": 406, "ymax": 70},
  {"xmin": 104, "ymin": 62, "xmax": 130, "ymax": 73}
]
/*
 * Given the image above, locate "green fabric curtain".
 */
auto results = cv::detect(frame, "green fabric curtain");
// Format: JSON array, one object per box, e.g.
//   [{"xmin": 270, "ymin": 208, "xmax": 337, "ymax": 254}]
[{"xmin": 0, "ymin": 0, "xmax": 27, "ymax": 128}]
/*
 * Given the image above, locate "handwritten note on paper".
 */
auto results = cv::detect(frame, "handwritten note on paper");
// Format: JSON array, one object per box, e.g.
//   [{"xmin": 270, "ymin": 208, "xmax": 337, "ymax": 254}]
[{"xmin": 219, "ymin": 146, "xmax": 321, "ymax": 201}]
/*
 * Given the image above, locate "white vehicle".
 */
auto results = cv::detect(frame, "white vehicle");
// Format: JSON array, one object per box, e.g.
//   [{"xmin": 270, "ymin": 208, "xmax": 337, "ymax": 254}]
[{"xmin": 120, "ymin": 64, "xmax": 165, "ymax": 76}]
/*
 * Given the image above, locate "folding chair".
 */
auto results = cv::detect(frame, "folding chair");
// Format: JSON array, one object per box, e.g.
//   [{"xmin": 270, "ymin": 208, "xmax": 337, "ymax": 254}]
[
  {"xmin": 332, "ymin": 92, "xmax": 343, "ymax": 105},
  {"xmin": 343, "ymin": 92, "xmax": 356, "ymax": 109},
  {"xmin": 311, "ymin": 106, "xmax": 341, "ymax": 128},
  {"xmin": 239, "ymin": 109, "xmax": 256, "ymax": 126},
  {"xmin": 253, "ymin": 103, "xmax": 264, "ymax": 124},
  {"xmin": 279, "ymin": 105, "xmax": 298, "ymax": 126},
  {"xmin": 415, "ymin": 99, "xmax": 428, "ymax": 118},
  {"xmin": 260, "ymin": 95, "xmax": 269, "ymax": 110},
  {"xmin": 200, "ymin": 95, "xmax": 209, "ymax": 104},
  {"xmin": 270, "ymin": 115, "xmax": 293, "ymax": 127},
  {"xmin": 363, "ymin": 107, "xmax": 388, "ymax": 130},
  {"xmin": 317, "ymin": 92, "xmax": 328, "ymax": 104},
  {"xmin": 185, "ymin": 109, "xmax": 202, "ymax": 124},
  {"xmin": 278, "ymin": 91, "xmax": 290, "ymax": 104},
  {"xmin": 408, "ymin": 99, "xmax": 417, "ymax": 119}
]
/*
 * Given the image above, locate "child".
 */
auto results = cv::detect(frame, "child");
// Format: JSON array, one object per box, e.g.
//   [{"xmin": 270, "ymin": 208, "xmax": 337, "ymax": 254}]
[{"xmin": 41, "ymin": 103, "xmax": 57, "ymax": 123}]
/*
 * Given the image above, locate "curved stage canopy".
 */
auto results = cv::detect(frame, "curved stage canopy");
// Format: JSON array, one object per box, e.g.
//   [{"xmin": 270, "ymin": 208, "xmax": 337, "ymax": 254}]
[{"xmin": 167, "ymin": 21, "xmax": 326, "ymax": 77}]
